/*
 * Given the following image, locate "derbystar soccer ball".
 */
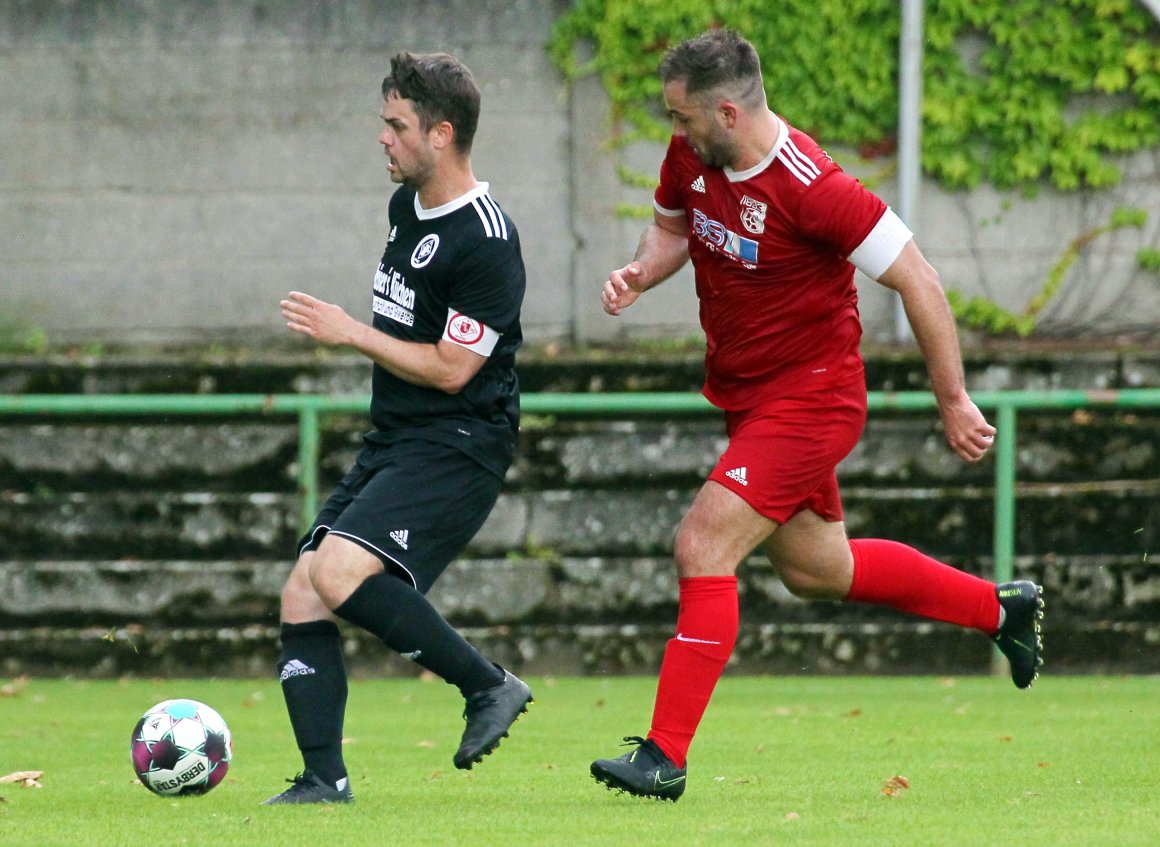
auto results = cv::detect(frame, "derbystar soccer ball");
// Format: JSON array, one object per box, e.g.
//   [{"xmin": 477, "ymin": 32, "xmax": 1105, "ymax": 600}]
[{"xmin": 130, "ymin": 699, "xmax": 232, "ymax": 796}]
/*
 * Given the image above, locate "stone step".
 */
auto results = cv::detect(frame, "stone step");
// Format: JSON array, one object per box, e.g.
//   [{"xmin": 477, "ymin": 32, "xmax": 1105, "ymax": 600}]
[
  {"xmin": 1, "ymin": 479, "xmax": 1156, "ymax": 559},
  {"xmin": 1, "ymin": 619, "xmax": 1155, "ymax": 679},
  {"xmin": 2, "ymin": 554, "xmax": 1153, "ymax": 627},
  {"xmin": 2, "ymin": 346, "xmax": 1158, "ymax": 397},
  {"xmin": 2, "ymin": 413, "xmax": 1158, "ymax": 489}
]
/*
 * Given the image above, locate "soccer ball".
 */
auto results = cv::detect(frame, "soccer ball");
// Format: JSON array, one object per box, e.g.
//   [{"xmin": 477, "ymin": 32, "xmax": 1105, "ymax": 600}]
[{"xmin": 130, "ymin": 699, "xmax": 232, "ymax": 796}]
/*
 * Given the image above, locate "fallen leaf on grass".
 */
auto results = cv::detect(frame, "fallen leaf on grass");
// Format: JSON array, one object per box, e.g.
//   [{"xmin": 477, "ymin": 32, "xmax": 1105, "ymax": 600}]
[
  {"xmin": 0, "ymin": 676, "xmax": 30, "ymax": 698},
  {"xmin": 881, "ymin": 775, "xmax": 910, "ymax": 797},
  {"xmin": 784, "ymin": 812, "xmax": 800, "ymax": 822},
  {"xmin": 842, "ymin": 709, "xmax": 863, "ymax": 718},
  {"xmin": 0, "ymin": 771, "xmax": 44, "ymax": 788}
]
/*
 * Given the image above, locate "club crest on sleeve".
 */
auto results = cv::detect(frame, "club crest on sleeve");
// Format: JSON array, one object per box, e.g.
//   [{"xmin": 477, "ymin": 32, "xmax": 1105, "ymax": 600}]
[{"xmin": 447, "ymin": 313, "xmax": 484, "ymax": 344}]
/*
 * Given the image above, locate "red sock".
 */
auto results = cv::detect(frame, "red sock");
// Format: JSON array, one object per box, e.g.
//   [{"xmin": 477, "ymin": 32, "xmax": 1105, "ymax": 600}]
[
  {"xmin": 647, "ymin": 576, "xmax": 738, "ymax": 768},
  {"xmin": 846, "ymin": 538, "xmax": 1000, "ymax": 633}
]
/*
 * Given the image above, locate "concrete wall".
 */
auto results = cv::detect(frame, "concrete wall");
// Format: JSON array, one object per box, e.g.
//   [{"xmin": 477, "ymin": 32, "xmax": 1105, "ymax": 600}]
[{"xmin": 3, "ymin": 0, "xmax": 1160, "ymax": 346}]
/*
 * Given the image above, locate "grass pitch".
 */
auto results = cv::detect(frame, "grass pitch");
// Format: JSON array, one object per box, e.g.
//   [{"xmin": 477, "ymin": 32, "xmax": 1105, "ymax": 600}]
[{"xmin": 2, "ymin": 674, "xmax": 1157, "ymax": 847}]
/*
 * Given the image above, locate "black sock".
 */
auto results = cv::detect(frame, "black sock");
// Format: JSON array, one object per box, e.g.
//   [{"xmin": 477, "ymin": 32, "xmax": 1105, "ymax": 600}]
[
  {"xmin": 334, "ymin": 571, "xmax": 504, "ymax": 696},
  {"xmin": 277, "ymin": 620, "xmax": 348, "ymax": 786}
]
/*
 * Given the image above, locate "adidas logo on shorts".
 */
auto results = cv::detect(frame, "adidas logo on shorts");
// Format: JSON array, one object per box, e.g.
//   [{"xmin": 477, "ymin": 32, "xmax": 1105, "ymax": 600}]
[
  {"xmin": 390, "ymin": 529, "xmax": 410, "ymax": 550},
  {"xmin": 725, "ymin": 466, "xmax": 748, "ymax": 486}
]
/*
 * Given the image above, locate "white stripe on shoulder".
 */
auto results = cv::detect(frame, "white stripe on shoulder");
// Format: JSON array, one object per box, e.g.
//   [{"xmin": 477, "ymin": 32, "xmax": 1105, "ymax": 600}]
[
  {"xmin": 471, "ymin": 198, "xmax": 496, "ymax": 237},
  {"xmin": 782, "ymin": 138, "xmax": 821, "ymax": 178},
  {"xmin": 479, "ymin": 194, "xmax": 509, "ymax": 239},
  {"xmin": 777, "ymin": 138, "xmax": 822, "ymax": 187},
  {"xmin": 472, "ymin": 195, "xmax": 510, "ymax": 240},
  {"xmin": 776, "ymin": 149, "xmax": 814, "ymax": 186}
]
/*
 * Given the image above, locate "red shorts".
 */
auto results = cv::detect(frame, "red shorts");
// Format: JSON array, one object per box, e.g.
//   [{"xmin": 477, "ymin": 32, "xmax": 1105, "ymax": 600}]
[{"xmin": 707, "ymin": 379, "xmax": 867, "ymax": 524}]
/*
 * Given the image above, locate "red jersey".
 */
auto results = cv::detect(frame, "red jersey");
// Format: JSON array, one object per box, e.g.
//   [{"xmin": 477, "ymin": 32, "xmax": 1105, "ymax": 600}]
[{"xmin": 654, "ymin": 115, "xmax": 910, "ymax": 410}]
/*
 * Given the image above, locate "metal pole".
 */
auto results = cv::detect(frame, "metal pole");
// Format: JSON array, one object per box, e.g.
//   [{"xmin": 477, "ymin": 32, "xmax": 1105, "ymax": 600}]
[
  {"xmin": 992, "ymin": 403, "xmax": 1018, "ymax": 586},
  {"xmin": 991, "ymin": 402, "xmax": 1018, "ymax": 673},
  {"xmin": 895, "ymin": 0, "xmax": 924, "ymax": 343},
  {"xmin": 298, "ymin": 407, "xmax": 321, "ymax": 532}
]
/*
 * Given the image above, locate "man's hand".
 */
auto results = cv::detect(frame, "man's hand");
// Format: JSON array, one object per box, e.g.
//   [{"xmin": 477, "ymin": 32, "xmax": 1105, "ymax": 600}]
[
  {"xmin": 281, "ymin": 291, "xmax": 358, "ymax": 346},
  {"xmin": 939, "ymin": 394, "xmax": 997, "ymax": 462},
  {"xmin": 601, "ymin": 262, "xmax": 645, "ymax": 316}
]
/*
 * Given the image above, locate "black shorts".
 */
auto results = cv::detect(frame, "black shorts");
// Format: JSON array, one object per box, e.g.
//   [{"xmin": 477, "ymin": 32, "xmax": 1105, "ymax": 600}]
[{"xmin": 297, "ymin": 438, "xmax": 503, "ymax": 594}]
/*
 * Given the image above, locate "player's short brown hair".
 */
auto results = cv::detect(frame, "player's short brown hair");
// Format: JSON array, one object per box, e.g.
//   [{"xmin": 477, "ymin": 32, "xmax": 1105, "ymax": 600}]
[
  {"xmin": 382, "ymin": 52, "xmax": 480, "ymax": 156},
  {"xmin": 659, "ymin": 29, "xmax": 765, "ymax": 111}
]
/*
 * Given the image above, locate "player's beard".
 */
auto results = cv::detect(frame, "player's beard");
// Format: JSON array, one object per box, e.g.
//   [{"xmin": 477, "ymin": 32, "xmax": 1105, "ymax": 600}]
[
  {"xmin": 692, "ymin": 124, "xmax": 740, "ymax": 170},
  {"xmin": 392, "ymin": 148, "xmax": 437, "ymax": 191}
]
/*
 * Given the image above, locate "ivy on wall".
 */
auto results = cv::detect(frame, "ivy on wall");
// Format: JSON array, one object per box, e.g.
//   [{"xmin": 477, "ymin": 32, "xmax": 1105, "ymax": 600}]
[
  {"xmin": 548, "ymin": 0, "xmax": 1160, "ymax": 335},
  {"xmin": 946, "ymin": 206, "xmax": 1148, "ymax": 336},
  {"xmin": 549, "ymin": 0, "xmax": 1160, "ymax": 190}
]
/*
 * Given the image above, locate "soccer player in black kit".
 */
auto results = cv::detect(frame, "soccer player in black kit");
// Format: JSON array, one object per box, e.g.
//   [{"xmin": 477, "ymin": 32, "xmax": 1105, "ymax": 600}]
[{"xmin": 263, "ymin": 52, "xmax": 531, "ymax": 805}]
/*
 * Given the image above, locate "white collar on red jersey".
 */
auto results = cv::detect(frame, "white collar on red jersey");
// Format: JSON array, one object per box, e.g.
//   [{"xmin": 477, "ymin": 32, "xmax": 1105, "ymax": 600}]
[{"xmin": 723, "ymin": 113, "xmax": 788, "ymax": 183}]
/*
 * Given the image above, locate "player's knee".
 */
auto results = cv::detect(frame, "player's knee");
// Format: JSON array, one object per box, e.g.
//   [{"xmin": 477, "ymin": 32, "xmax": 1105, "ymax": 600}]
[
  {"xmin": 673, "ymin": 522, "xmax": 715, "ymax": 576},
  {"xmin": 305, "ymin": 553, "xmax": 344, "ymax": 609},
  {"xmin": 673, "ymin": 526, "xmax": 743, "ymax": 578},
  {"xmin": 280, "ymin": 563, "xmax": 328, "ymax": 618}
]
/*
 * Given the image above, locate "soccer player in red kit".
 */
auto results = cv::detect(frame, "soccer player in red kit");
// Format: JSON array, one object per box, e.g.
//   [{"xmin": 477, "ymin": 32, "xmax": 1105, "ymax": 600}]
[{"xmin": 590, "ymin": 29, "xmax": 1044, "ymax": 802}]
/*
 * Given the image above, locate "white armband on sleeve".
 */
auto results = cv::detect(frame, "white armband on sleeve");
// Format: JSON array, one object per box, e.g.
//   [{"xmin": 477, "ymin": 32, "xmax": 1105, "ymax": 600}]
[
  {"xmin": 653, "ymin": 199, "xmax": 685, "ymax": 217},
  {"xmin": 847, "ymin": 207, "xmax": 913, "ymax": 280},
  {"xmin": 443, "ymin": 308, "xmax": 501, "ymax": 356}
]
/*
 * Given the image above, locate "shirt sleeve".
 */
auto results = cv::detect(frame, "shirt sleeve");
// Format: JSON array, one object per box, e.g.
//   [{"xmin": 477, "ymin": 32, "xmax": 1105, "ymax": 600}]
[
  {"xmin": 653, "ymin": 136, "xmax": 688, "ymax": 216},
  {"xmin": 847, "ymin": 207, "xmax": 913, "ymax": 280},
  {"xmin": 796, "ymin": 168, "xmax": 902, "ymax": 272},
  {"xmin": 443, "ymin": 234, "xmax": 525, "ymax": 355}
]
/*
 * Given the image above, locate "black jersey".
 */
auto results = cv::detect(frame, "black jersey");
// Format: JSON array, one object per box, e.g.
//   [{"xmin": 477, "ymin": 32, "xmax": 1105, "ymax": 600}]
[{"xmin": 364, "ymin": 182, "xmax": 525, "ymax": 479}]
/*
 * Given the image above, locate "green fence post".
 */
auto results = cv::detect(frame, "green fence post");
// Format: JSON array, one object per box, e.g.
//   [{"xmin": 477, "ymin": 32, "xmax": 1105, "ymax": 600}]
[
  {"xmin": 298, "ymin": 406, "xmax": 321, "ymax": 532},
  {"xmin": 991, "ymin": 402, "xmax": 1018, "ymax": 673}
]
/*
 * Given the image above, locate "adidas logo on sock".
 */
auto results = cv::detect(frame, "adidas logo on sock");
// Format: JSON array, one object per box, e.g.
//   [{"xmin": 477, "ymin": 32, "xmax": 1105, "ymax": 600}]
[
  {"xmin": 725, "ymin": 466, "xmax": 748, "ymax": 486},
  {"xmin": 390, "ymin": 529, "xmax": 409, "ymax": 550},
  {"xmin": 691, "ymin": 175, "xmax": 706, "ymax": 193},
  {"xmin": 279, "ymin": 659, "xmax": 316, "ymax": 682}
]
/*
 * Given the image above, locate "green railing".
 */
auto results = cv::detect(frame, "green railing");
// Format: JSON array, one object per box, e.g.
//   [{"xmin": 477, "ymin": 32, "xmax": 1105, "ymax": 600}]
[{"xmin": 3, "ymin": 388, "xmax": 1160, "ymax": 589}]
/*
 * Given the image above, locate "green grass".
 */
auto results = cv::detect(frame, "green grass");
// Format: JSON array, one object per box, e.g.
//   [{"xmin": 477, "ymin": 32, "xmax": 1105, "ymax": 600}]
[{"xmin": 2, "ymin": 675, "xmax": 1158, "ymax": 846}]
